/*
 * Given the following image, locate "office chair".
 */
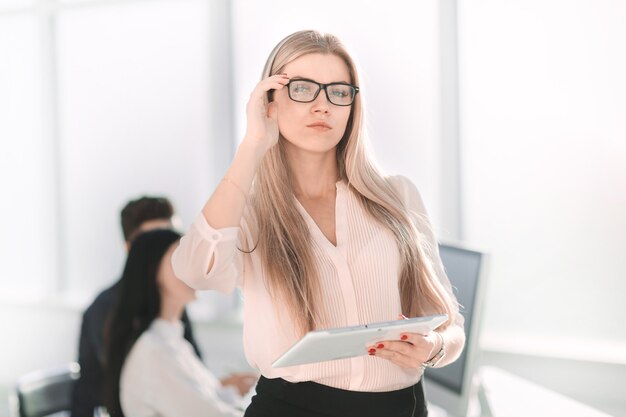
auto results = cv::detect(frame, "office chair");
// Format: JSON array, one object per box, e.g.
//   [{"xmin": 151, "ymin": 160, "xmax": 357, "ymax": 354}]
[{"xmin": 10, "ymin": 362, "xmax": 80, "ymax": 417}]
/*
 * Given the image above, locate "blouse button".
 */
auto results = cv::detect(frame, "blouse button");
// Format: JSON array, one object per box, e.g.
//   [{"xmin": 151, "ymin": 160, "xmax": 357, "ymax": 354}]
[{"xmin": 211, "ymin": 233, "xmax": 221, "ymax": 240}]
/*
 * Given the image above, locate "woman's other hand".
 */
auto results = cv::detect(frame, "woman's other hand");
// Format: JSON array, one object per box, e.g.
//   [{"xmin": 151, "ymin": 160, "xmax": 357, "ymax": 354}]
[{"xmin": 367, "ymin": 331, "xmax": 442, "ymax": 369}]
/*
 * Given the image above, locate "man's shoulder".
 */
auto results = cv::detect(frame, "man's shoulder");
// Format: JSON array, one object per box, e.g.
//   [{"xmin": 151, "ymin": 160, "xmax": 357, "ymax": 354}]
[{"xmin": 83, "ymin": 282, "xmax": 120, "ymax": 320}]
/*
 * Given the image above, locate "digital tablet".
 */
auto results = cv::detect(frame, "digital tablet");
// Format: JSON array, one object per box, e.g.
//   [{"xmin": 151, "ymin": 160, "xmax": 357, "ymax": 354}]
[{"xmin": 272, "ymin": 314, "xmax": 448, "ymax": 368}]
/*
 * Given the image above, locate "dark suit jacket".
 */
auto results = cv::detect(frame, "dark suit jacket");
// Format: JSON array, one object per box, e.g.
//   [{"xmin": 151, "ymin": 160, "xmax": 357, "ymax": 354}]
[{"xmin": 70, "ymin": 281, "xmax": 202, "ymax": 417}]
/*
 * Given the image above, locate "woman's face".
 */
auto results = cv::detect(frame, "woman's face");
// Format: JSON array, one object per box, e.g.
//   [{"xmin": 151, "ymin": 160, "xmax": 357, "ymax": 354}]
[
  {"xmin": 157, "ymin": 244, "xmax": 196, "ymax": 304},
  {"xmin": 274, "ymin": 53, "xmax": 353, "ymax": 156}
]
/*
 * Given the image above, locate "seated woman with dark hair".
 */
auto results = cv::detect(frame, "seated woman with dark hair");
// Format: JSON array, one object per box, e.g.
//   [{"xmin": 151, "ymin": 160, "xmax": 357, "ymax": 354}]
[{"xmin": 104, "ymin": 229, "xmax": 251, "ymax": 417}]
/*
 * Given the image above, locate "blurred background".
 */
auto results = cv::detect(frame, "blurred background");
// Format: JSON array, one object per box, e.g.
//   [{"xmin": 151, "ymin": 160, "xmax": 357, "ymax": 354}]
[{"xmin": 0, "ymin": 0, "xmax": 624, "ymax": 416}]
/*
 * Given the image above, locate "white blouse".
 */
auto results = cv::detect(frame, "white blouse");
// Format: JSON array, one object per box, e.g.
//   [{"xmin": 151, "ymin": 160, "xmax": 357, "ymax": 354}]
[
  {"xmin": 120, "ymin": 319, "xmax": 242, "ymax": 417},
  {"xmin": 172, "ymin": 175, "xmax": 463, "ymax": 392}
]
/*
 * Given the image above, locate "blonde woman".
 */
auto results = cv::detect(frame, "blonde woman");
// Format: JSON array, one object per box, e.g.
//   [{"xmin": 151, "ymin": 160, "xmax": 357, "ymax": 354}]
[{"xmin": 173, "ymin": 30, "xmax": 465, "ymax": 417}]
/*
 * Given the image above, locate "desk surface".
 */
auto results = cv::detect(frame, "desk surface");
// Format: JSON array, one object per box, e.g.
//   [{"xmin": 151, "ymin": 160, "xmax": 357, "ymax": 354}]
[{"xmin": 479, "ymin": 366, "xmax": 613, "ymax": 417}]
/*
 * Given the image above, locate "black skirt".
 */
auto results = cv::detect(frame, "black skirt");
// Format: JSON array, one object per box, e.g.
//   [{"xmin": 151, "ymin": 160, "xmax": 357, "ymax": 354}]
[{"xmin": 244, "ymin": 376, "xmax": 428, "ymax": 417}]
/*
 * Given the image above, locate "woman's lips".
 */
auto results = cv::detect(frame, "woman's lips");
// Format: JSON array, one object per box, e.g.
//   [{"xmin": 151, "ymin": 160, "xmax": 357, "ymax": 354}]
[{"xmin": 307, "ymin": 122, "xmax": 332, "ymax": 131}]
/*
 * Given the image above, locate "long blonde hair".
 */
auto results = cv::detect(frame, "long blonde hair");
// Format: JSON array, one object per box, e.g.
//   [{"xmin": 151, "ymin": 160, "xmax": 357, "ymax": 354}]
[{"xmin": 248, "ymin": 30, "xmax": 457, "ymax": 335}]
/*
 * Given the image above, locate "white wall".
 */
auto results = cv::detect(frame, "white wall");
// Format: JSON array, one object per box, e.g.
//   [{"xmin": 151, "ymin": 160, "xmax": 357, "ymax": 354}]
[
  {"xmin": 0, "ymin": 0, "xmax": 233, "ymax": 298},
  {"xmin": 55, "ymin": 0, "xmax": 223, "ymax": 293},
  {"xmin": 0, "ymin": 12, "xmax": 57, "ymax": 295},
  {"xmin": 458, "ymin": 0, "xmax": 626, "ymax": 362}
]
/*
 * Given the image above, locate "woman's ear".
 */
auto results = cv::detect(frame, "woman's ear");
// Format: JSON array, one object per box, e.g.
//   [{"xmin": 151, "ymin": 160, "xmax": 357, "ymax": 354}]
[{"xmin": 267, "ymin": 101, "xmax": 278, "ymax": 120}]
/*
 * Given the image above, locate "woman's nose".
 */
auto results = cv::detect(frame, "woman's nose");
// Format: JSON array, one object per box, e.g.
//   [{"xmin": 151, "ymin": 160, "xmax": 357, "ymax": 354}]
[{"xmin": 311, "ymin": 90, "xmax": 330, "ymax": 113}]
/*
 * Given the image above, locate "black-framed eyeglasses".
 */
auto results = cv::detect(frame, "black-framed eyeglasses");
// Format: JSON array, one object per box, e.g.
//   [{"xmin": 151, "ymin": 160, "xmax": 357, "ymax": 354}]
[{"xmin": 286, "ymin": 78, "xmax": 360, "ymax": 106}]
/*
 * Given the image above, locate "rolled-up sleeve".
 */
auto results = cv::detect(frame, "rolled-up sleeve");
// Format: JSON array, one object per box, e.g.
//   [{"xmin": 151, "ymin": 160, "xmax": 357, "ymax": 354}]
[{"xmin": 171, "ymin": 213, "xmax": 242, "ymax": 294}]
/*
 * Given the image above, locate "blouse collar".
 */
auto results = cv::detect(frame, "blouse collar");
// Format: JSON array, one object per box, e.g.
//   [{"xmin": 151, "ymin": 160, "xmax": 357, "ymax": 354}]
[{"xmin": 150, "ymin": 318, "xmax": 184, "ymax": 341}]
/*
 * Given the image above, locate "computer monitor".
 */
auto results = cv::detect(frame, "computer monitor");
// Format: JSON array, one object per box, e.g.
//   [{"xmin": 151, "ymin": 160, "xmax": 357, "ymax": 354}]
[{"xmin": 424, "ymin": 242, "xmax": 489, "ymax": 417}]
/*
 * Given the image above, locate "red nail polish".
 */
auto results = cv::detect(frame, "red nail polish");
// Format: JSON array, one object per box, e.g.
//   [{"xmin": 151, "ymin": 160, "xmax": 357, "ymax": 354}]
[
  {"xmin": 401, "ymin": 335, "xmax": 408, "ymax": 341},
  {"xmin": 377, "ymin": 343, "xmax": 384, "ymax": 349},
  {"xmin": 368, "ymin": 348, "xmax": 376, "ymax": 354}
]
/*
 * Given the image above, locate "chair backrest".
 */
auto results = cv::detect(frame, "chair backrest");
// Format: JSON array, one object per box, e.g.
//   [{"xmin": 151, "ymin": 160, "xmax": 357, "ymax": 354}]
[{"xmin": 12, "ymin": 363, "xmax": 80, "ymax": 417}]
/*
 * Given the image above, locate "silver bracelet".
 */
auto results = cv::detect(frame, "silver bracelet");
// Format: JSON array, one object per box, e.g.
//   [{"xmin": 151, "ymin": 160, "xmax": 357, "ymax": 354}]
[{"xmin": 422, "ymin": 332, "xmax": 446, "ymax": 368}]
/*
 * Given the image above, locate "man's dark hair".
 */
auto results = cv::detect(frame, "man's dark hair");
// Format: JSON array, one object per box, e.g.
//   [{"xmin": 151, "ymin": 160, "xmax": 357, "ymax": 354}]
[{"xmin": 120, "ymin": 197, "xmax": 174, "ymax": 242}]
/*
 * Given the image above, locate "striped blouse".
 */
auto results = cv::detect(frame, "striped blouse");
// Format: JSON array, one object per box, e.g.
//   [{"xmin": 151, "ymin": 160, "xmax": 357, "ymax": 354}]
[{"xmin": 172, "ymin": 175, "xmax": 463, "ymax": 392}]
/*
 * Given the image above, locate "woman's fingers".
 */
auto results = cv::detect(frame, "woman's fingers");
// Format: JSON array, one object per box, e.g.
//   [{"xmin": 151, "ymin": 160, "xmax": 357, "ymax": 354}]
[
  {"xmin": 367, "ymin": 332, "xmax": 437, "ymax": 369},
  {"xmin": 372, "ymin": 346, "xmax": 418, "ymax": 368},
  {"xmin": 247, "ymin": 75, "xmax": 288, "ymax": 113},
  {"xmin": 244, "ymin": 74, "xmax": 287, "ymax": 148},
  {"xmin": 250, "ymin": 74, "xmax": 289, "ymax": 98},
  {"xmin": 246, "ymin": 74, "xmax": 288, "ymax": 115}
]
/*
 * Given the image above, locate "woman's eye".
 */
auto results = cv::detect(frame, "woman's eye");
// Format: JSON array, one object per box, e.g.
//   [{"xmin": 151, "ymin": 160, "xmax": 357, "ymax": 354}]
[{"xmin": 331, "ymin": 89, "xmax": 349, "ymax": 97}]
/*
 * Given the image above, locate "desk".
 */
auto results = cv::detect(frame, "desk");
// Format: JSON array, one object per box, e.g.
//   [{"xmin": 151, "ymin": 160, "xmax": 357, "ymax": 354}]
[
  {"xmin": 478, "ymin": 366, "xmax": 613, "ymax": 417},
  {"xmin": 428, "ymin": 366, "xmax": 613, "ymax": 417}
]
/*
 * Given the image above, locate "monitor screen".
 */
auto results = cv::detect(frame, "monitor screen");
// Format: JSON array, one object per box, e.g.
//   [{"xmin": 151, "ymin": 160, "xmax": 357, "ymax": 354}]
[{"xmin": 425, "ymin": 243, "xmax": 486, "ymax": 400}]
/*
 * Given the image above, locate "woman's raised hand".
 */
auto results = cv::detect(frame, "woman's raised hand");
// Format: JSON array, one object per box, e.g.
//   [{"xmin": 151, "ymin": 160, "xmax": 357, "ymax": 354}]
[{"xmin": 244, "ymin": 74, "xmax": 289, "ymax": 154}]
